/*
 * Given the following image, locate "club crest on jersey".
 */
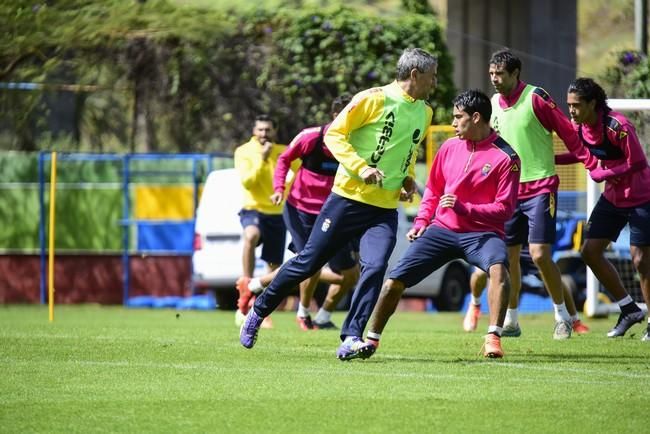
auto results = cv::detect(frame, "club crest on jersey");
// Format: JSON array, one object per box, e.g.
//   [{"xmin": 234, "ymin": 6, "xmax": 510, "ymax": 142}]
[
  {"xmin": 481, "ymin": 163, "xmax": 492, "ymax": 176},
  {"xmin": 321, "ymin": 218, "xmax": 332, "ymax": 232}
]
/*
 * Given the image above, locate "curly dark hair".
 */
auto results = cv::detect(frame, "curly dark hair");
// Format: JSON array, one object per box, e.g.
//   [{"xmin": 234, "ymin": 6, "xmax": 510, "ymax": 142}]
[{"xmin": 567, "ymin": 77, "xmax": 611, "ymax": 114}]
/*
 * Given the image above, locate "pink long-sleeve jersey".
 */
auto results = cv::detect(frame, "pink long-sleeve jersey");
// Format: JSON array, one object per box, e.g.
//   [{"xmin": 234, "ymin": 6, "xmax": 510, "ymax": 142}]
[
  {"xmin": 273, "ymin": 123, "xmax": 337, "ymax": 215},
  {"xmin": 576, "ymin": 111, "xmax": 650, "ymax": 207},
  {"xmin": 414, "ymin": 130, "xmax": 520, "ymax": 237}
]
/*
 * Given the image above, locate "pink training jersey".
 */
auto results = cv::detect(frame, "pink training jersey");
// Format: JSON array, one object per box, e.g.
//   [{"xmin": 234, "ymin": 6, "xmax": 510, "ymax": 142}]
[
  {"xmin": 273, "ymin": 123, "xmax": 336, "ymax": 215},
  {"xmin": 575, "ymin": 111, "xmax": 650, "ymax": 207},
  {"xmin": 413, "ymin": 130, "xmax": 520, "ymax": 237}
]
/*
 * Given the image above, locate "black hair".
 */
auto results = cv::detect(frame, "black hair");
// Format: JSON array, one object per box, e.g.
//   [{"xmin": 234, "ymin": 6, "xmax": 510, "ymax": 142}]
[
  {"xmin": 489, "ymin": 49, "xmax": 522, "ymax": 77},
  {"xmin": 452, "ymin": 89, "xmax": 492, "ymax": 122},
  {"xmin": 567, "ymin": 77, "xmax": 611, "ymax": 114},
  {"xmin": 255, "ymin": 114, "xmax": 276, "ymax": 128}
]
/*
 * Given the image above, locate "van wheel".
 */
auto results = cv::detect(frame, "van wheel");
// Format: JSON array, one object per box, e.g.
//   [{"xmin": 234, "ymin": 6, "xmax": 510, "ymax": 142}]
[
  {"xmin": 215, "ymin": 288, "xmax": 238, "ymax": 311},
  {"xmin": 435, "ymin": 263, "xmax": 469, "ymax": 311}
]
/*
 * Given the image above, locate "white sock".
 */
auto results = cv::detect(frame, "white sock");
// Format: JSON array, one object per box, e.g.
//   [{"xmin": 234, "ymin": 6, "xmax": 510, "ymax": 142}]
[
  {"xmin": 616, "ymin": 295, "xmax": 634, "ymax": 307},
  {"xmin": 471, "ymin": 295, "xmax": 481, "ymax": 305},
  {"xmin": 570, "ymin": 313, "xmax": 579, "ymax": 323},
  {"xmin": 314, "ymin": 308, "xmax": 331, "ymax": 324},
  {"xmin": 367, "ymin": 331, "xmax": 381, "ymax": 341},
  {"xmin": 553, "ymin": 302, "xmax": 571, "ymax": 322},
  {"xmin": 504, "ymin": 308, "xmax": 518, "ymax": 326},
  {"xmin": 487, "ymin": 325, "xmax": 502, "ymax": 336},
  {"xmin": 297, "ymin": 303, "xmax": 310, "ymax": 318},
  {"xmin": 249, "ymin": 278, "xmax": 264, "ymax": 294}
]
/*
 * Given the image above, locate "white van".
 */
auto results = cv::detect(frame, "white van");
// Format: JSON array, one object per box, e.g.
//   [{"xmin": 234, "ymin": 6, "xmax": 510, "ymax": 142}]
[{"xmin": 192, "ymin": 168, "xmax": 470, "ymax": 310}]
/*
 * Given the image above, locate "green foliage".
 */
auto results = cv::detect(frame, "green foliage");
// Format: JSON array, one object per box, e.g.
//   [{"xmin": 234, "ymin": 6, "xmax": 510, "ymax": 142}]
[
  {"xmin": 259, "ymin": 7, "xmax": 454, "ymax": 135},
  {"xmin": 0, "ymin": 0, "xmax": 453, "ymax": 152},
  {"xmin": 601, "ymin": 50, "xmax": 650, "ymax": 151}
]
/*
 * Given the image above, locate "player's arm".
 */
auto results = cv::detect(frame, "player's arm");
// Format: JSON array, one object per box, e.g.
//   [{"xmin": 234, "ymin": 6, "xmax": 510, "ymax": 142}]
[
  {"xmin": 235, "ymin": 146, "xmax": 265, "ymax": 189},
  {"xmin": 532, "ymin": 88, "xmax": 598, "ymax": 170},
  {"xmin": 412, "ymin": 147, "xmax": 444, "ymax": 232},
  {"xmin": 590, "ymin": 123, "xmax": 648, "ymax": 182},
  {"xmin": 273, "ymin": 132, "xmax": 310, "ymax": 194},
  {"xmin": 324, "ymin": 89, "xmax": 383, "ymax": 177}
]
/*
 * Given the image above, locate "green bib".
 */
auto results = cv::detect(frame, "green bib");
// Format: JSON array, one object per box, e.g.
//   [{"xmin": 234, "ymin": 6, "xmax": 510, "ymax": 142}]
[
  {"xmin": 491, "ymin": 85, "xmax": 555, "ymax": 183},
  {"xmin": 347, "ymin": 84, "xmax": 427, "ymax": 190}
]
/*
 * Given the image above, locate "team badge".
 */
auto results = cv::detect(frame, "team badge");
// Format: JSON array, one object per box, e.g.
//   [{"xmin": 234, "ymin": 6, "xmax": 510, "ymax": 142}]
[
  {"xmin": 549, "ymin": 194, "xmax": 556, "ymax": 218},
  {"xmin": 511, "ymin": 163, "xmax": 520, "ymax": 172},
  {"xmin": 481, "ymin": 164, "xmax": 492, "ymax": 176},
  {"xmin": 620, "ymin": 131, "xmax": 628, "ymax": 140},
  {"xmin": 321, "ymin": 218, "xmax": 331, "ymax": 232}
]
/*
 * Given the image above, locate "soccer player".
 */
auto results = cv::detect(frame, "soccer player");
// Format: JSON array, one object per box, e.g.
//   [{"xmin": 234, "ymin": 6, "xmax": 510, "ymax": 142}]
[
  {"xmin": 233, "ymin": 115, "xmax": 290, "ymax": 328},
  {"xmin": 486, "ymin": 49, "xmax": 597, "ymax": 339},
  {"xmin": 240, "ymin": 94, "xmax": 360, "ymax": 331},
  {"xmin": 365, "ymin": 89, "xmax": 520, "ymax": 359},
  {"xmin": 240, "ymin": 47, "xmax": 437, "ymax": 358},
  {"xmin": 463, "ymin": 263, "xmax": 590, "ymax": 334},
  {"xmin": 557, "ymin": 77, "xmax": 650, "ymax": 340}
]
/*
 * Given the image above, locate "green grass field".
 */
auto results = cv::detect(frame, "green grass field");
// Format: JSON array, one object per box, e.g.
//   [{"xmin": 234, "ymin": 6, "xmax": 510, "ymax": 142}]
[{"xmin": 1, "ymin": 305, "xmax": 648, "ymax": 433}]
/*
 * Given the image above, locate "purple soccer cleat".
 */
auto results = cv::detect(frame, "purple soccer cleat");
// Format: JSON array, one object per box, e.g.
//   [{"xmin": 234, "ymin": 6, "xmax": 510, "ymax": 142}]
[{"xmin": 240, "ymin": 309, "xmax": 264, "ymax": 349}]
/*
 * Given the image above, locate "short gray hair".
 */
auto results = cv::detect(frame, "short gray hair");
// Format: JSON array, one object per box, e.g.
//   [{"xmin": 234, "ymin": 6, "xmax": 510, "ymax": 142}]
[{"xmin": 396, "ymin": 48, "xmax": 437, "ymax": 80}]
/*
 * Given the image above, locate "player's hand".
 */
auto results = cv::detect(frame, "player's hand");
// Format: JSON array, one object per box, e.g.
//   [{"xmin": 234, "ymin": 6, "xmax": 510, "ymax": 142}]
[
  {"xmin": 270, "ymin": 192, "xmax": 284, "ymax": 206},
  {"xmin": 439, "ymin": 193, "xmax": 457, "ymax": 208},
  {"xmin": 400, "ymin": 176, "xmax": 417, "ymax": 202},
  {"xmin": 406, "ymin": 226, "xmax": 426, "ymax": 241},
  {"xmin": 360, "ymin": 167, "xmax": 385, "ymax": 188},
  {"xmin": 261, "ymin": 140, "xmax": 273, "ymax": 161}
]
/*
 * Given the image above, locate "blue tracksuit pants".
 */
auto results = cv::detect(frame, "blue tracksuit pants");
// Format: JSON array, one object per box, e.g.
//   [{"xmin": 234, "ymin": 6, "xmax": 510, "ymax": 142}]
[{"xmin": 254, "ymin": 193, "xmax": 398, "ymax": 339}]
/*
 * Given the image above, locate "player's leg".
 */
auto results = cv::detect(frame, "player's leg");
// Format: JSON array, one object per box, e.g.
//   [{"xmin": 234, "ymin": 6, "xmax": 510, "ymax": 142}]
[
  {"xmin": 463, "ymin": 268, "xmax": 487, "ymax": 332},
  {"xmin": 241, "ymin": 194, "xmax": 361, "ymax": 349},
  {"xmin": 502, "ymin": 202, "xmax": 525, "ymax": 336},
  {"xmin": 631, "ymin": 245, "xmax": 650, "ymax": 341},
  {"xmin": 502, "ymin": 244, "xmax": 522, "ymax": 336},
  {"xmin": 316, "ymin": 239, "xmax": 359, "ymax": 329},
  {"xmin": 236, "ymin": 210, "xmax": 262, "ymax": 318},
  {"xmin": 338, "ymin": 211, "xmax": 398, "ymax": 359},
  {"xmin": 582, "ymin": 196, "xmax": 643, "ymax": 337},
  {"xmin": 629, "ymin": 203, "xmax": 650, "ymax": 340},
  {"xmin": 526, "ymin": 193, "xmax": 571, "ymax": 339},
  {"xmin": 463, "ymin": 232, "xmax": 509, "ymax": 358},
  {"xmin": 362, "ymin": 226, "xmax": 460, "ymax": 359}
]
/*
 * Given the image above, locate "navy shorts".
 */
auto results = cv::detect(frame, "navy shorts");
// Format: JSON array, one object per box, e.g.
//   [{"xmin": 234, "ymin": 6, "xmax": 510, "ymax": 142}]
[
  {"xmin": 283, "ymin": 202, "xmax": 358, "ymax": 272},
  {"xmin": 388, "ymin": 225, "xmax": 508, "ymax": 288},
  {"xmin": 238, "ymin": 209, "xmax": 287, "ymax": 265},
  {"xmin": 586, "ymin": 196, "xmax": 650, "ymax": 245},
  {"xmin": 505, "ymin": 193, "xmax": 557, "ymax": 246}
]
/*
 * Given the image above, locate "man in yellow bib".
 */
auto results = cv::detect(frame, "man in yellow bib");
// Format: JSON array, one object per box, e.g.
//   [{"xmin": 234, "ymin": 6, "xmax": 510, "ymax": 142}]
[{"xmin": 240, "ymin": 48, "xmax": 437, "ymax": 360}]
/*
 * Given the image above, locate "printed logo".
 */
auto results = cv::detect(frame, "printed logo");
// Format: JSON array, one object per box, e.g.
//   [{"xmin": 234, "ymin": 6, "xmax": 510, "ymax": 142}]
[
  {"xmin": 510, "ymin": 163, "xmax": 520, "ymax": 172},
  {"xmin": 371, "ymin": 112, "xmax": 395, "ymax": 164},
  {"xmin": 412, "ymin": 129, "xmax": 421, "ymax": 144},
  {"xmin": 481, "ymin": 163, "xmax": 492, "ymax": 176},
  {"xmin": 321, "ymin": 218, "xmax": 331, "ymax": 232},
  {"xmin": 620, "ymin": 131, "xmax": 628, "ymax": 140}
]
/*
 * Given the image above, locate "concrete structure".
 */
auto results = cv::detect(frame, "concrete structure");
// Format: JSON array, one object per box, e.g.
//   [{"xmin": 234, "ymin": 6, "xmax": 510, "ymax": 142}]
[{"xmin": 446, "ymin": 0, "xmax": 577, "ymax": 112}]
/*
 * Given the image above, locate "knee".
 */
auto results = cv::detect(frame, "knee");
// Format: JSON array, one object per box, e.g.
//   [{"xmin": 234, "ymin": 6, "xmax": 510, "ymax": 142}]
[
  {"xmin": 489, "ymin": 265, "xmax": 510, "ymax": 291},
  {"xmin": 382, "ymin": 278, "xmax": 405, "ymax": 296},
  {"xmin": 341, "ymin": 265, "xmax": 360, "ymax": 286},
  {"xmin": 242, "ymin": 231, "xmax": 260, "ymax": 246},
  {"xmin": 580, "ymin": 244, "xmax": 598, "ymax": 265},
  {"xmin": 529, "ymin": 246, "xmax": 550, "ymax": 265}
]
